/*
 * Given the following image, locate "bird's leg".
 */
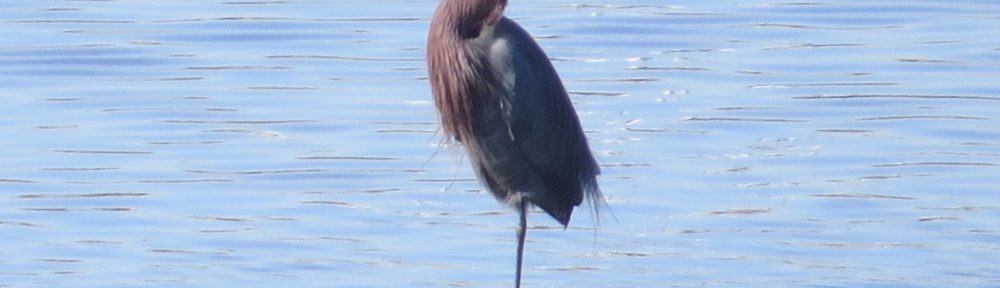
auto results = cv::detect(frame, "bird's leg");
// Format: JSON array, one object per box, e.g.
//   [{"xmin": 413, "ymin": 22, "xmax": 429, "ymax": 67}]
[{"xmin": 515, "ymin": 200, "xmax": 527, "ymax": 288}]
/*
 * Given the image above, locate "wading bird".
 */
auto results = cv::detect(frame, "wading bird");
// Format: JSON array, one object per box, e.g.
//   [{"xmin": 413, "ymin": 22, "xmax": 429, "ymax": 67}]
[{"xmin": 427, "ymin": 0, "xmax": 603, "ymax": 287}]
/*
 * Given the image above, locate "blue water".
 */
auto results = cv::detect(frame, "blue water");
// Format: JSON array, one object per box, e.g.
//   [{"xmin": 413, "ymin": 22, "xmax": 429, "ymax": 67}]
[{"xmin": 1, "ymin": 1, "xmax": 997, "ymax": 287}]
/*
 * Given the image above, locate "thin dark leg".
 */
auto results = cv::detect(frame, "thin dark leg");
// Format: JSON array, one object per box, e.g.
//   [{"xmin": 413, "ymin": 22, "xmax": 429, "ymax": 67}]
[{"xmin": 515, "ymin": 200, "xmax": 527, "ymax": 288}]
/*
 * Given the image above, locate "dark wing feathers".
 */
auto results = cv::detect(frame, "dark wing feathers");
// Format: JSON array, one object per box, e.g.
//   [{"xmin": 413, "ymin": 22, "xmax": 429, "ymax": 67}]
[{"xmin": 488, "ymin": 18, "xmax": 600, "ymax": 225}]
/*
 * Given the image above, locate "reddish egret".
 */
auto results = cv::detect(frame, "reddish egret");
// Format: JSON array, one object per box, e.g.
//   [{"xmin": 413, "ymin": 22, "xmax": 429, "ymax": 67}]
[{"xmin": 427, "ymin": 0, "xmax": 602, "ymax": 286}]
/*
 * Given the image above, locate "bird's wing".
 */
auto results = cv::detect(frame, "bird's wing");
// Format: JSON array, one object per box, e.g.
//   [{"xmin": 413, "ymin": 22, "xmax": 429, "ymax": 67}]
[{"xmin": 488, "ymin": 18, "xmax": 599, "ymax": 210}]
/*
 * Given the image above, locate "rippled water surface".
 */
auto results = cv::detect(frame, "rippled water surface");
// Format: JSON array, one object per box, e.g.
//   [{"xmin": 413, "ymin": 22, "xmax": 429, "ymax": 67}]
[{"xmin": 2, "ymin": 1, "xmax": 998, "ymax": 287}]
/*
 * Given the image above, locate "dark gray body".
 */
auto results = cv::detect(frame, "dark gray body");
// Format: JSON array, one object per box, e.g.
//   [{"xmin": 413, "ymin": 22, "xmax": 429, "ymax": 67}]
[{"xmin": 459, "ymin": 17, "xmax": 600, "ymax": 225}]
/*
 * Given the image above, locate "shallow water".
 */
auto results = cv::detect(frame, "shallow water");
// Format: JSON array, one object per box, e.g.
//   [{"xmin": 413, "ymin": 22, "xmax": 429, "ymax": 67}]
[{"xmin": 1, "ymin": 1, "xmax": 998, "ymax": 287}]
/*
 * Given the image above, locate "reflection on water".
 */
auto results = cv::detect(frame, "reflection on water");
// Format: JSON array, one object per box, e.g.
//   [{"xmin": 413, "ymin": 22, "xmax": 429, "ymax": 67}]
[{"xmin": 1, "ymin": 1, "xmax": 998, "ymax": 287}]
